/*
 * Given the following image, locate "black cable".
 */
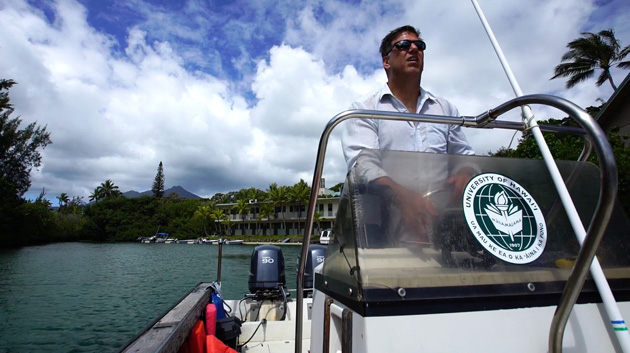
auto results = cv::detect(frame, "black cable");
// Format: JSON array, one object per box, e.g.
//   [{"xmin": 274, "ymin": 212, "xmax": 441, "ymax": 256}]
[
  {"xmin": 237, "ymin": 319, "xmax": 266, "ymax": 350},
  {"xmin": 237, "ymin": 298, "xmax": 247, "ymax": 322},
  {"xmin": 254, "ymin": 299, "xmax": 267, "ymax": 321},
  {"xmin": 223, "ymin": 299, "xmax": 233, "ymax": 314}
]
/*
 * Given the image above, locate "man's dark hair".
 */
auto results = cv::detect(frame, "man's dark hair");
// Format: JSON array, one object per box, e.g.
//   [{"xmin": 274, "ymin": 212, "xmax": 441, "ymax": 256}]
[{"xmin": 379, "ymin": 25, "xmax": 421, "ymax": 57}]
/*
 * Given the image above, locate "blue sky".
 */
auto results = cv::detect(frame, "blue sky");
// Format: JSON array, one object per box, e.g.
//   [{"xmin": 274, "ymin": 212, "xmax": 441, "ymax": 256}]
[{"xmin": 1, "ymin": 0, "xmax": 629, "ymax": 202}]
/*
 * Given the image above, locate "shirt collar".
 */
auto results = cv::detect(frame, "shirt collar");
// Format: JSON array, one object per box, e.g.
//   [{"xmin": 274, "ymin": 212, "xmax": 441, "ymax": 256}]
[{"xmin": 378, "ymin": 83, "xmax": 437, "ymax": 112}]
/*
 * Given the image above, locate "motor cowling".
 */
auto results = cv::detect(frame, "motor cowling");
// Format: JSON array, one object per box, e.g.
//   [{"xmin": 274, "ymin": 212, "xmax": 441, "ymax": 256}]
[
  {"xmin": 299, "ymin": 244, "xmax": 327, "ymax": 296},
  {"xmin": 248, "ymin": 245, "xmax": 286, "ymax": 294}
]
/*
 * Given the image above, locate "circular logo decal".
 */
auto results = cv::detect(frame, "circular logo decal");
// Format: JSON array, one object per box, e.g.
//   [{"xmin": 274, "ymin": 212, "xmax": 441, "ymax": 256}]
[{"xmin": 462, "ymin": 173, "xmax": 547, "ymax": 265}]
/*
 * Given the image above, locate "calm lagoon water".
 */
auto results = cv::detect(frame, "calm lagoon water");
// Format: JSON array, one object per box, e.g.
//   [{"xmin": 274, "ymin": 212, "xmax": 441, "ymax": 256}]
[{"xmin": 0, "ymin": 242, "xmax": 301, "ymax": 352}]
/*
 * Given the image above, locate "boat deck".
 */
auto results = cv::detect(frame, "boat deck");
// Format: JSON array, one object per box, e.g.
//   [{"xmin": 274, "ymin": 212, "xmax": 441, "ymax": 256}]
[
  {"xmin": 224, "ymin": 298, "xmax": 311, "ymax": 353},
  {"xmin": 238, "ymin": 320, "xmax": 310, "ymax": 353}
]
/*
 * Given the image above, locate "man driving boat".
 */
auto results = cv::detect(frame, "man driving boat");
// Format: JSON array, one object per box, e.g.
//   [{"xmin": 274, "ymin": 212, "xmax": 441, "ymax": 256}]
[{"xmin": 342, "ymin": 25, "xmax": 475, "ymax": 243}]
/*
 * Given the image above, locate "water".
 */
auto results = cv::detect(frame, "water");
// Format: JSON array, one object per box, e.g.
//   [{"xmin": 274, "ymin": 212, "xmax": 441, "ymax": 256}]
[{"xmin": 0, "ymin": 242, "xmax": 302, "ymax": 352}]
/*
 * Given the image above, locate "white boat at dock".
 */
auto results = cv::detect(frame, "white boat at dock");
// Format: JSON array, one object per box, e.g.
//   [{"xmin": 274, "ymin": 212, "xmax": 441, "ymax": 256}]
[{"xmin": 120, "ymin": 93, "xmax": 630, "ymax": 353}]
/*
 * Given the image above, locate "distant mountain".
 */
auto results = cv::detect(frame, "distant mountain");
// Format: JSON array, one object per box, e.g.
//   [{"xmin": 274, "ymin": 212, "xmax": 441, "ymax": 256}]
[
  {"xmin": 123, "ymin": 190, "xmax": 143, "ymax": 198},
  {"xmin": 122, "ymin": 186, "xmax": 201, "ymax": 199}
]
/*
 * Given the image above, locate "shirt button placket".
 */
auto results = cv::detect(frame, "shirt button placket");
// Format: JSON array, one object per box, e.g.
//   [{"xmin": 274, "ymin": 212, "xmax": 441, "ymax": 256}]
[{"xmin": 415, "ymin": 125, "xmax": 423, "ymax": 150}]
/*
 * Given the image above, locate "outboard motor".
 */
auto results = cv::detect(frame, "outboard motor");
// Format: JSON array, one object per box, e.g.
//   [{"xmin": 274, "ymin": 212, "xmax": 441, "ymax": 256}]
[
  {"xmin": 298, "ymin": 244, "xmax": 327, "ymax": 297},
  {"xmin": 248, "ymin": 245, "xmax": 286, "ymax": 299}
]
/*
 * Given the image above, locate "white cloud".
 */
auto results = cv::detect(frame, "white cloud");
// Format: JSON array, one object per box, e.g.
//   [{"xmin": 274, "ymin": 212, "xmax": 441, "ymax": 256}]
[{"xmin": 1, "ymin": 0, "xmax": 629, "ymax": 202}]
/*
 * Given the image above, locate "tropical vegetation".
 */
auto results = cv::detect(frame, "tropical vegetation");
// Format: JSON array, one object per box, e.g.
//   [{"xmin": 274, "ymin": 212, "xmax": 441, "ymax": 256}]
[
  {"xmin": 489, "ymin": 105, "xmax": 630, "ymax": 214},
  {"xmin": 551, "ymin": 29, "xmax": 630, "ymax": 90},
  {"xmin": 0, "ymin": 79, "xmax": 53, "ymax": 247}
]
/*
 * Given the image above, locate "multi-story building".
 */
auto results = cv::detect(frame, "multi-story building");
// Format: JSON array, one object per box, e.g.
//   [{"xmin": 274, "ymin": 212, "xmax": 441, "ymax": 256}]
[{"xmin": 216, "ymin": 195, "xmax": 340, "ymax": 236}]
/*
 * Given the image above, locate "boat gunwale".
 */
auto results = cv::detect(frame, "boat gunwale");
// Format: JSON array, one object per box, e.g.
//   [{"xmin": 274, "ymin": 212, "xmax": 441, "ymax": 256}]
[{"xmin": 119, "ymin": 282, "xmax": 212, "ymax": 353}]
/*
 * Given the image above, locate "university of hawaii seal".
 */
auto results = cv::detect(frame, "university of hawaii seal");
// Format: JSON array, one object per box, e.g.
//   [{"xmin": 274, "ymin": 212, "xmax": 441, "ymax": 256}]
[{"xmin": 462, "ymin": 173, "xmax": 547, "ymax": 265}]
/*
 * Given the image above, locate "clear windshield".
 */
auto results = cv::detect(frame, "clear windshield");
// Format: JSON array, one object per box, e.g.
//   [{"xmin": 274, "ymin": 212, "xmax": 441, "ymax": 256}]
[{"xmin": 322, "ymin": 149, "xmax": 630, "ymax": 303}]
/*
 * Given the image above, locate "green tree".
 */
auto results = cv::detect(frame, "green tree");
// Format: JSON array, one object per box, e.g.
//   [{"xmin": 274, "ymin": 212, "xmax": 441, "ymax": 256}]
[
  {"xmin": 289, "ymin": 179, "xmax": 310, "ymax": 235},
  {"xmin": 551, "ymin": 29, "xmax": 630, "ymax": 90},
  {"xmin": 234, "ymin": 188, "xmax": 250, "ymax": 201},
  {"xmin": 152, "ymin": 161, "xmax": 165, "ymax": 198},
  {"xmin": 246, "ymin": 187, "xmax": 266, "ymax": 202},
  {"xmin": 233, "ymin": 199, "xmax": 251, "ymax": 236},
  {"xmin": 0, "ymin": 79, "xmax": 52, "ymax": 196},
  {"xmin": 82, "ymin": 196, "xmax": 158, "ymax": 241},
  {"xmin": 89, "ymin": 187, "xmax": 101, "ymax": 203},
  {"xmin": 0, "ymin": 177, "xmax": 24, "ymax": 247},
  {"xmin": 232, "ymin": 199, "xmax": 250, "ymax": 220},
  {"xmin": 211, "ymin": 208, "xmax": 226, "ymax": 235},
  {"xmin": 314, "ymin": 210, "xmax": 322, "ymax": 236},
  {"xmin": 222, "ymin": 218, "xmax": 233, "ymax": 236},
  {"xmin": 267, "ymin": 184, "xmax": 289, "ymax": 232},
  {"xmin": 18, "ymin": 199, "xmax": 58, "ymax": 245},
  {"xmin": 98, "ymin": 179, "xmax": 121, "ymax": 199},
  {"xmin": 210, "ymin": 192, "xmax": 225, "ymax": 203},
  {"xmin": 257, "ymin": 203, "xmax": 274, "ymax": 235},
  {"xmin": 489, "ymin": 116, "xmax": 630, "ymax": 216},
  {"xmin": 56, "ymin": 192, "xmax": 69, "ymax": 211},
  {"xmin": 329, "ymin": 182, "xmax": 344, "ymax": 193},
  {"xmin": 65, "ymin": 196, "xmax": 84, "ymax": 215},
  {"xmin": 193, "ymin": 205, "xmax": 214, "ymax": 236},
  {"xmin": 35, "ymin": 188, "xmax": 52, "ymax": 209}
]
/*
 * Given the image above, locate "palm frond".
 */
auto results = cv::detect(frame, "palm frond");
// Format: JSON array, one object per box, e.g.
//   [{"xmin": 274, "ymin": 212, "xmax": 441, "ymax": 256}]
[{"xmin": 596, "ymin": 70, "xmax": 611, "ymax": 87}]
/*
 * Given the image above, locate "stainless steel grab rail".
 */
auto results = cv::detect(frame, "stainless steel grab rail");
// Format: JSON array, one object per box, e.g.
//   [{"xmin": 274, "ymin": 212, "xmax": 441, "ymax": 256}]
[{"xmin": 294, "ymin": 94, "xmax": 617, "ymax": 353}]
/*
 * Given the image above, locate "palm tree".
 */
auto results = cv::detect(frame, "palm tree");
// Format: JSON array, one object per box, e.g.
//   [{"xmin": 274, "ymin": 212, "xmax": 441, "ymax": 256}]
[
  {"xmin": 56, "ymin": 193, "xmax": 69, "ymax": 211},
  {"xmin": 289, "ymin": 179, "xmax": 311, "ymax": 235},
  {"xmin": 193, "ymin": 205, "xmax": 214, "ymax": 236},
  {"xmin": 211, "ymin": 208, "xmax": 226, "ymax": 235},
  {"xmin": 551, "ymin": 29, "xmax": 630, "ymax": 91},
  {"xmin": 222, "ymin": 218, "xmax": 233, "ymax": 236},
  {"xmin": 245, "ymin": 187, "xmax": 266, "ymax": 203},
  {"xmin": 257, "ymin": 203, "xmax": 274, "ymax": 235},
  {"xmin": 233, "ymin": 199, "xmax": 250, "ymax": 221},
  {"xmin": 267, "ymin": 184, "xmax": 289, "ymax": 233},
  {"xmin": 89, "ymin": 187, "xmax": 102, "ymax": 202},
  {"xmin": 314, "ymin": 210, "xmax": 323, "ymax": 236},
  {"xmin": 99, "ymin": 179, "xmax": 121, "ymax": 199},
  {"xmin": 232, "ymin": 199, "xmax": 250, "ymax": 235}
]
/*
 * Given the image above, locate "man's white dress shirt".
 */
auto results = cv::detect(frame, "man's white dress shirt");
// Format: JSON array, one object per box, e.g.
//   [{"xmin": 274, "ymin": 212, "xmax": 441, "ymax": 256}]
[{"xmin": 342, "ymin": 84, "xmax": 474, "ymax": 182}]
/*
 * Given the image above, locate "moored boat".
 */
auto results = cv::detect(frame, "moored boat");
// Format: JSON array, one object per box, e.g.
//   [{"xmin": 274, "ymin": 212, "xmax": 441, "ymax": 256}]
[
  {"xmin": 226, "ymin": 239, "xmax": 244, "ymax": 245},
  {"xmin": 318, "ymin": 229, "xmax": 331, "ymax": 245}
]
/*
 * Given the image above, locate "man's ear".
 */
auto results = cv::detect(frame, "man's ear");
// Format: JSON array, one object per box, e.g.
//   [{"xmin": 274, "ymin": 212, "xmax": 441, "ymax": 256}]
[{"xmin": 382, "ymin": 55, "xmax": 390, "ymax": 70}]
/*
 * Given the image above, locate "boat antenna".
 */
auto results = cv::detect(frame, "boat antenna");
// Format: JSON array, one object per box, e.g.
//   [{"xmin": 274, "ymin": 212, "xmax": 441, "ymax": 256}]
[{"xmin": 471, "ymin": 1, "xmax": 630, "ymax": 352}]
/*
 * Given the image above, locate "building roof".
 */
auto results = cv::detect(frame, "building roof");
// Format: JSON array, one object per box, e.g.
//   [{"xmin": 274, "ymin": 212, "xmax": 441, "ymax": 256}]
[{"xmin": 595, "ymin": 72, "xmax": 630, "ymax": 135}]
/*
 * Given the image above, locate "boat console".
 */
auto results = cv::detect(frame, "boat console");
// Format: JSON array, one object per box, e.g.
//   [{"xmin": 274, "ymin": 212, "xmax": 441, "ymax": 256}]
[
  {"xmin": 297, "ymin": 95, "xmax": 630, "ymax": 353},
  {"xmin": 316, "ymin": 150, "xmax": 630, "ymax": 318}
]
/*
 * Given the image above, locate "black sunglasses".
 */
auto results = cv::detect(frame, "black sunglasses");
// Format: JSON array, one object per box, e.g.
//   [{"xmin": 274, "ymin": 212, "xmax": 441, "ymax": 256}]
[{"xmin": 388, "ymin": 40, "xmax": 426, "ymax": 54}]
